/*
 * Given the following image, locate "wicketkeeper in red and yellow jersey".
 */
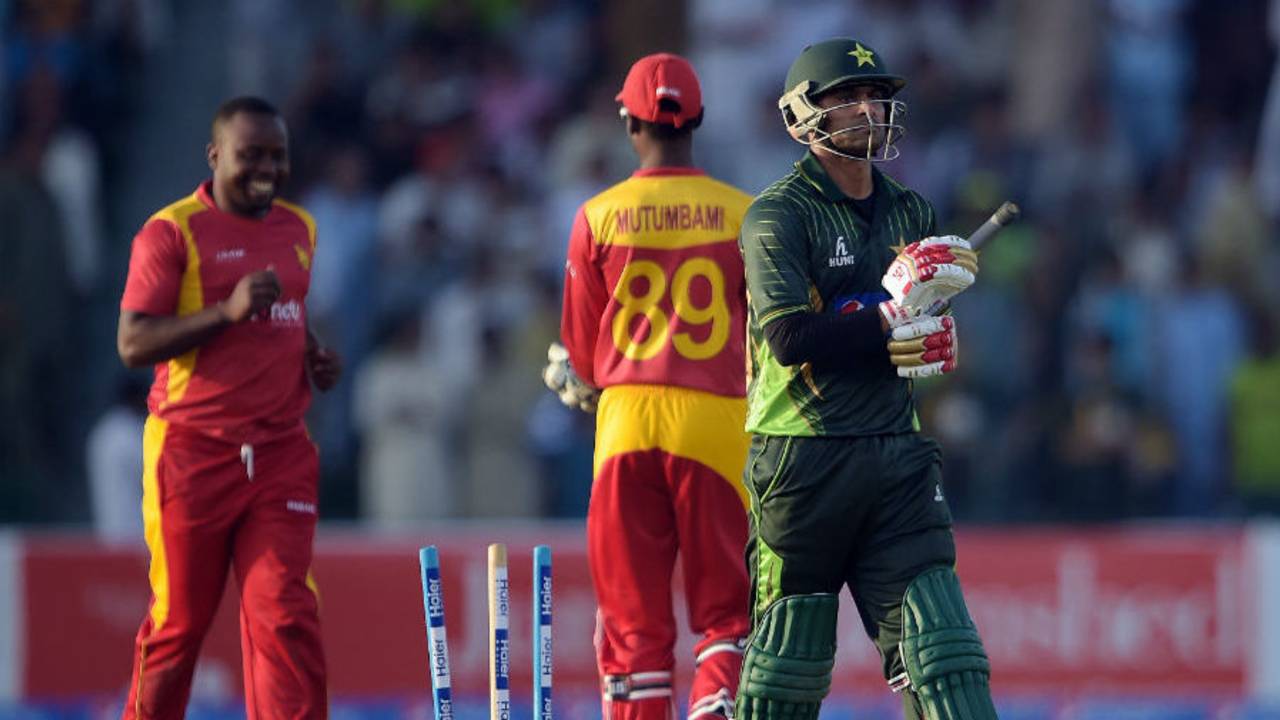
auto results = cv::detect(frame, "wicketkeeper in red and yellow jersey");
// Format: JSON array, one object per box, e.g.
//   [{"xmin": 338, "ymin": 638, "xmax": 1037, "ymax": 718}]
[
  {"xmin": 545, "ymin": 53, "xmax": 753, "ymax": 720},
  {"xmin": 116, "ymin": 97, "xmax": 341, "ymax": 720}
]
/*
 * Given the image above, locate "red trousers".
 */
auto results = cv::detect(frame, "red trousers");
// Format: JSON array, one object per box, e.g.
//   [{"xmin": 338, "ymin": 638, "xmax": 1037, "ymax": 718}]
[
  {"xmin": 589, "ymin": 386, "xmax": 751, "ymax": 720},
  {"xmin": 123, "ymin": 417, "xmax": 327, "ymax": 719}
]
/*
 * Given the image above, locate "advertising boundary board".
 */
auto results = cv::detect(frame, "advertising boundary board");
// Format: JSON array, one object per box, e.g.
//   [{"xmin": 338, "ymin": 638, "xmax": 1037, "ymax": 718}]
[{"xmin": 3, "ymin": 522, "xmax": 1279, "ymax": 706}]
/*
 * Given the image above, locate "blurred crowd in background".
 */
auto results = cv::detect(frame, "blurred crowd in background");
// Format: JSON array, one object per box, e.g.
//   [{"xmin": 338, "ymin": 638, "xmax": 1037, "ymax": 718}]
[{"xmin": 1, "ymin": 0, "xmax": 1278, "ymax": 533}]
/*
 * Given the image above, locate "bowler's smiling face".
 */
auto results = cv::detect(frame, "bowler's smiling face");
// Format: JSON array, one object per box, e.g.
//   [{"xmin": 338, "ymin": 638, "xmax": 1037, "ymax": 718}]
[{"xmin": 208, "ymin": 112, "xmax": 290, "ymax": 218}]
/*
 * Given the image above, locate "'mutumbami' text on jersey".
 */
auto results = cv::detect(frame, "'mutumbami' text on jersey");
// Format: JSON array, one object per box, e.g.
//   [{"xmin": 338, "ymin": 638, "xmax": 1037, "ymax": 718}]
[
  {"xmin": 741, "ymin": 152, "xmax": 936, "ymax": 436},
  {"xmin": 121, "ymin": 182, "xmax": 316, "ymax": 443},
  {"xmin": 562, "ymin": 168, "xmax": 753, "ymax": 398}
]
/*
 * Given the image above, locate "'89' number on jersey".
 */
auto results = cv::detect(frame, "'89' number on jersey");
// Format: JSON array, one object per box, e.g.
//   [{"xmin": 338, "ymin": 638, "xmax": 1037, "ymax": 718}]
[{"xmin": 611, "ymin": 256, "xmax": 730, "ymax": 361}]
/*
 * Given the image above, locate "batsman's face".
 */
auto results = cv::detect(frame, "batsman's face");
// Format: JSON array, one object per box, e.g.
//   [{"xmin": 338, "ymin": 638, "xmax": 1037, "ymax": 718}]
[
  {"xmin": 208, "ymin": 112, "xmax": 290, "ymax": 218},
  {"xmin": 815, "ymin": 83, "xmax": 890, "ymax": 155}
]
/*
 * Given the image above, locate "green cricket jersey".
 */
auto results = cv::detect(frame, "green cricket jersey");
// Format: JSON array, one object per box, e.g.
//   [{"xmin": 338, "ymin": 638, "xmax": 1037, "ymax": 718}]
[{"xmin": 741, "ymin": 151, "xmax": 937, "ymax": 436}]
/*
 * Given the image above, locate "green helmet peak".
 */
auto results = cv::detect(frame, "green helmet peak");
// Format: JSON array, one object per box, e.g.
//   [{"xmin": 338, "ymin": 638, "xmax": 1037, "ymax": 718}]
[{"xmin": 783, "ymin": 38, "xmax": 906, "ymax": 100}]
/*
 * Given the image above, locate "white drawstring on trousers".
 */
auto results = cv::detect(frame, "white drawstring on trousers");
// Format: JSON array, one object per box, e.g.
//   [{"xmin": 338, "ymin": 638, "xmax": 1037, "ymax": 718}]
[{"xmin": 240, "ymin": 443, "xmax": 255, "ymax": 481}]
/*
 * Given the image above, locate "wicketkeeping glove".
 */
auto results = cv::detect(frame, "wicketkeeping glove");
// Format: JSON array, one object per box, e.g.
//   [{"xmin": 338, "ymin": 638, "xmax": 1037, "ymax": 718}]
[
  {"xmin": 542, "ymin": 342, "xmax": 600, "ymax": 413},
  {"xmin": 881, "ymin": 235, "xmax": 978, "ymax": 316},
  {"xmin": 887, "ymin": 315, "xmax": 958, "ymax": 379}
]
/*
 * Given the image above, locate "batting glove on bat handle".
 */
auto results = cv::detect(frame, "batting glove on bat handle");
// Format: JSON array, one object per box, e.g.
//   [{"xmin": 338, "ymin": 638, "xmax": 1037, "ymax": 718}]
[
  {"xmin": 888, "ymin": 315, "xmax": 959, "ymax": 379},
  {"xmin": 916, "ymin": 201, "xmax": 1020, "ymax": 316},
  {"xmin": 882, "ymin": 236, "xmax": 977, "ymax": 317}
]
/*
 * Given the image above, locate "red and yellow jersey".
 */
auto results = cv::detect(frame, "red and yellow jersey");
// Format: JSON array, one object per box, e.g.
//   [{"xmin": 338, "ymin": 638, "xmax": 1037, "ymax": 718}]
[
  {"xmin": 561, "ymin": 167, "xmax": 753, "ymax": 398},
  {"xmin": 120, "ymin": 181, "xmax": 316, "ymax": 443}
]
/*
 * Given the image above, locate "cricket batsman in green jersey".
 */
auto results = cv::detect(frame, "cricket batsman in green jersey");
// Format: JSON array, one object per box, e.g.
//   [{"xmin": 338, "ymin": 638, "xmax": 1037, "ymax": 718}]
[{"xmin": 734, "ymin": 39, "xmax": 998, "ymax": 720}]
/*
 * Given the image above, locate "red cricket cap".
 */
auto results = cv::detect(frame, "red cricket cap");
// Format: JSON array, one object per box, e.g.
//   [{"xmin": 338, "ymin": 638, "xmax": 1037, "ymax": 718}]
[{"xmin": 616, "ymin": 53, "xmax": 703, "ymax": 128}]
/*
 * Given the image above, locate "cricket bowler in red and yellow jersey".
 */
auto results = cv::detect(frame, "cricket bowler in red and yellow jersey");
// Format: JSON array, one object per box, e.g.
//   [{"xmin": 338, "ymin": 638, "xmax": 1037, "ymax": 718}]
[
  {"xmin": 562, "ymin": 161, "xmax": 754, "ymax": 720},
  {"xmin": 119, "ymin": 179, "xmax": 327, "ymax": 719}
]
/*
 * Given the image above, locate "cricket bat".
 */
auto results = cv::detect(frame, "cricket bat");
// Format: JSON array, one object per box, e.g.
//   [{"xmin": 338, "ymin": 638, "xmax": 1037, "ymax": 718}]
[{"xmin": 967, "ymin": 201, "xmax": 1020, "ymax": 251}]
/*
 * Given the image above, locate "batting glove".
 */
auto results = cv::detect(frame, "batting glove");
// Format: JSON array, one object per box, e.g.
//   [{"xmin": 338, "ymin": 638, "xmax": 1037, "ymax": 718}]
[
  {"xmin": 877, "ymin": 298, "xmax": 916, "ymax": 330},
  {"xmin": 881, "ymin": 235, "xmax": 979, "ymax": 316},
  {"xmin": 542, "ymin": 342, "xmax": 600, "ymax": 413},
  {"xmin": 888, "ymin": 315, "xmax": 958, "ymax": 379}
]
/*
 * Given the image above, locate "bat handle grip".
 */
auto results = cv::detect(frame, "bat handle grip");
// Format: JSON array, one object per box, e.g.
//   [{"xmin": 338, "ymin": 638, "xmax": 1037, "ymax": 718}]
[{"xmin": 968, "ymin": 201, "xmax": 1020, "ymax": 251}]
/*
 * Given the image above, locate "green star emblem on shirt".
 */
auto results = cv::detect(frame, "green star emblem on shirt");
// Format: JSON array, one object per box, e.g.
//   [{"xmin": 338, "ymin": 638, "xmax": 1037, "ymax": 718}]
[{"xmin": 849, "ymin": 43, "xmax": 876, "ymax": 68}]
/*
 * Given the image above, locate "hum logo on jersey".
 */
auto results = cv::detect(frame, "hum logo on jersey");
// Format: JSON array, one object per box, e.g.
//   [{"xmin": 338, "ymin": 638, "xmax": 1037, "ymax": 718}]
[{"xmin": 828, "ymin": 236, "xmax": 856, "ymax": 267}]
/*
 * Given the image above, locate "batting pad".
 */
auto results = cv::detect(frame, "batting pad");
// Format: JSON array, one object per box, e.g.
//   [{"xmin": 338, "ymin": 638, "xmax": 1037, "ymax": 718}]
[
  {"xmin": 735, "ymin": 593, "xmax": 838, "ymax": 720},
  {"xmin": 900, "ymin": 567, "xmax": 998, "ymax": 720}
]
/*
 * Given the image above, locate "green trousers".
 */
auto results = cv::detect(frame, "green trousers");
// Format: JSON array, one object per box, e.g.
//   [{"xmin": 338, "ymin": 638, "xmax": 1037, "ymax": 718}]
[{"xmin": 744, "ymin": 432, "xmax": 956, "ymax": 690}]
